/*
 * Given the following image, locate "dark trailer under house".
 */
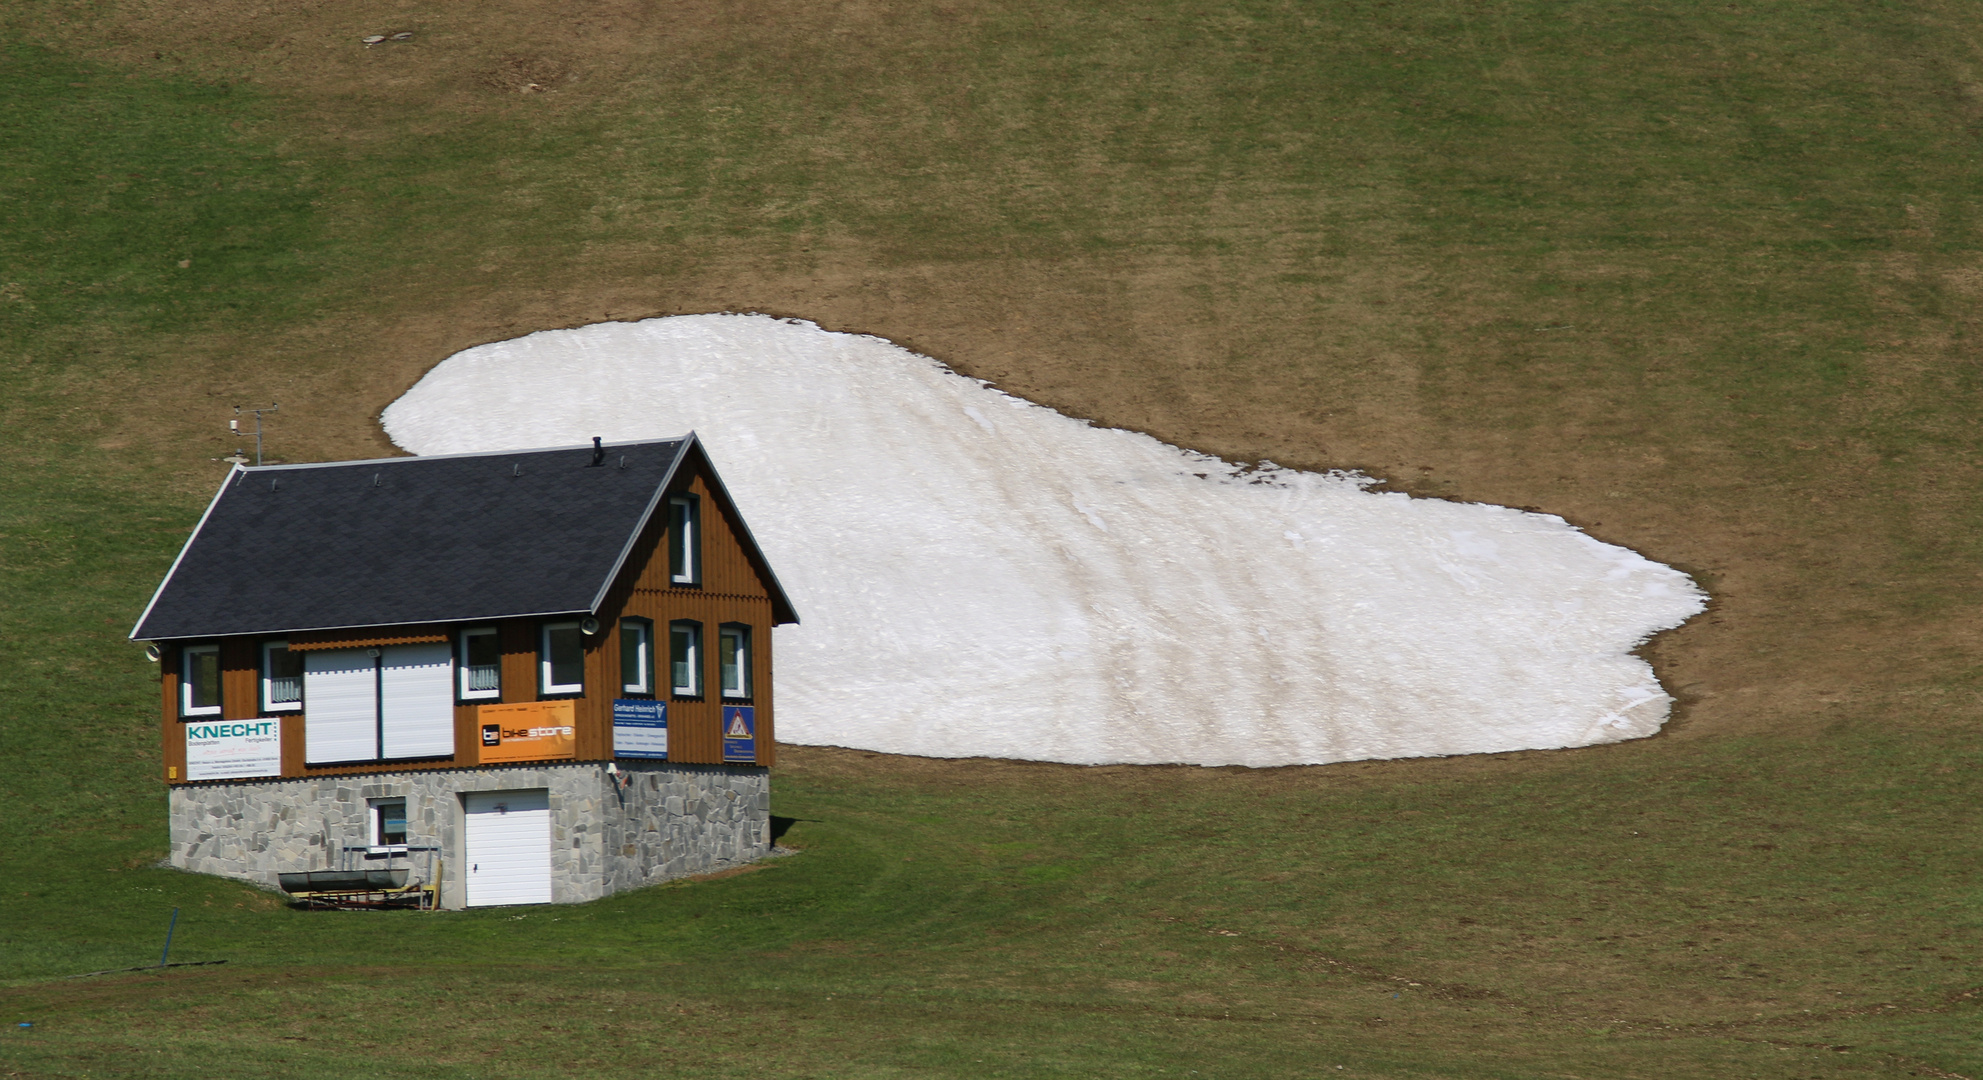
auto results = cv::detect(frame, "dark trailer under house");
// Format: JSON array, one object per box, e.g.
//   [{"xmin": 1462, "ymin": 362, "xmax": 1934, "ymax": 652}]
[{"xmin": 132, "ymin": 435, "xmax": 798, "ymax": 907}]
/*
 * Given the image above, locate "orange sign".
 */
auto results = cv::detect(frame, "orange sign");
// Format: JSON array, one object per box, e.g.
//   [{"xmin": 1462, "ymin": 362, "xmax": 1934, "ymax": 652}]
[{"xmin": 475, "ymin": 701, "xmax": 576, "ymax": 763}]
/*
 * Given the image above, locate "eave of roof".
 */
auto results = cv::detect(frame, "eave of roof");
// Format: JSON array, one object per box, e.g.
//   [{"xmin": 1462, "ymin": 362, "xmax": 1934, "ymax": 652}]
[{"xmin": 128, "ymin": 462, "xmax": 240, "ymax": 644}]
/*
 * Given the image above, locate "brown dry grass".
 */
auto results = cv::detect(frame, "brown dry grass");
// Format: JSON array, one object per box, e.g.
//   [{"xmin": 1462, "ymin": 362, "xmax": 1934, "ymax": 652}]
[{"xmin": 35, "ymin": 0, "xmax": 1962, "ymax": 736}]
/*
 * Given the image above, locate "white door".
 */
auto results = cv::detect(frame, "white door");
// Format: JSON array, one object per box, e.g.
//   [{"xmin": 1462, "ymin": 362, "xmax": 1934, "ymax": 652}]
[
  {"xmin": 463, "ymin": 789, "xmax": 552, "ymax": 907},
  {"xmin": 304, "ymin": 649, "xmax": 376, "ymax": 763},
  {"xmin": 381, "ymin": 642, "xmax": 454, "ymax": 759}
]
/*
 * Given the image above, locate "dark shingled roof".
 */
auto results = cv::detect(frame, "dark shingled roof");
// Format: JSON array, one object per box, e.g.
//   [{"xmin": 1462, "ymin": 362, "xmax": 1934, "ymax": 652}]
[{"xmin": 132, "ymin": 436, "xmax": 795, "ymax": 641}]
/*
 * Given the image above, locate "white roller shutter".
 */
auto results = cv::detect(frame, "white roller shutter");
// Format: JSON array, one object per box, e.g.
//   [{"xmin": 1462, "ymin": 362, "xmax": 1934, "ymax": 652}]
[
  {"xmin": 381, "ymin": 642, "xmax": 454, "ymax": 759},
  {"xmin": 464, "ymin": 789, "xmax": 553, "ymax": 907},
  {"xmin": 304, "ymin": 649, "xmax": 377, "ymax": 763}
]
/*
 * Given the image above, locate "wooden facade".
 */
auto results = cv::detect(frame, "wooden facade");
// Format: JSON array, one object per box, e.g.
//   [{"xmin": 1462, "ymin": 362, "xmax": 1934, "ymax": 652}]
[{"xmin": 159, "ymin": 456, "xmax": 782, "ymax": 784}]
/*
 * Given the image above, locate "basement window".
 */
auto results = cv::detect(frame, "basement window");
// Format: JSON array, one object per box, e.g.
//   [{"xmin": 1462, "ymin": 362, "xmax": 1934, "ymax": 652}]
[
  {"xmin": 180, "ymin": 643, "xmax": 221, "ymax": 718},
  {"xmin": 372, "ymin": 798, "xmax": 408, "ymax": 849}
]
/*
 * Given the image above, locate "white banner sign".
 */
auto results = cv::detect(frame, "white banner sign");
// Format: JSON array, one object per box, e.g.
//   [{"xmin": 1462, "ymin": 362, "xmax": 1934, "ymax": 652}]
[
  {"xmin": 185, "ymin": 718, "xmax": 282, "ymax": 781},
  {"xmin": 612, "ymin": 699, "xmax": 668, "ymax": 759}
]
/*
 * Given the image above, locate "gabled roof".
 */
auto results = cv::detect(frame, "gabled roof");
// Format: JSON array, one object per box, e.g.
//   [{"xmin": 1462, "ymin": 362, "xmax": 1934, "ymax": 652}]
[{"xmin": 132, "ymin": 435, "xmax": 798, "ymax": 641}]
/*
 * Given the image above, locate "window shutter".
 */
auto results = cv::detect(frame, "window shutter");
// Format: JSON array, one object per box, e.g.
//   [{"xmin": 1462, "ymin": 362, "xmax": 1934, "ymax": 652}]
[
  {"xmin": 380, "ymin": 642, "xmax": 454, "ymax": 759},
  {"xmin": 303, "ymin": 649, "xmax": 378, "ymax": 763}
]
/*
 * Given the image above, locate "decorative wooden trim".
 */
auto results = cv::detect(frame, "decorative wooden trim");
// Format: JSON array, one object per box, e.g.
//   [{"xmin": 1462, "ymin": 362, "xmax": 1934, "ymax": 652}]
[
  {"xmin": 629, "ymin": 587, "xmax": 770, "ymax": 601},
  {"xmin": 287, "ymin": 627, "xmax": 448, "ymax": 651}
]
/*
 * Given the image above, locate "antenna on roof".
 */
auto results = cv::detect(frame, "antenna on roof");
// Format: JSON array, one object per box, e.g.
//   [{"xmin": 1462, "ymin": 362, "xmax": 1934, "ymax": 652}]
[{"xmin": 590, "ymin": 436, "xmax": 604, "ymax": 467}]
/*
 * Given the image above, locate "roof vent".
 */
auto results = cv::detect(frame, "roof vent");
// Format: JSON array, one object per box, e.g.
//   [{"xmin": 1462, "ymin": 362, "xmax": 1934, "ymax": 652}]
[{"xmin": 590, "ymin": 436, "xmax": 604, "ymax": 467}]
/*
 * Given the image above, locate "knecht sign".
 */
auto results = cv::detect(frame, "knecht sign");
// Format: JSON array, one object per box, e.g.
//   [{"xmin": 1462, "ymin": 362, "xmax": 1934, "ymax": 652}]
[{"xmin": 185, "ymin": 719, "xmax": 282, "ymax": 781}]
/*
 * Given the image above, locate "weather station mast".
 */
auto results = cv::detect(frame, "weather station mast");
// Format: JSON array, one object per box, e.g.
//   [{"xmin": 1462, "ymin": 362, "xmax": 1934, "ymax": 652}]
[{"xmin": 227, "ymin": 402, "xmax": 278, "ymax": 467}]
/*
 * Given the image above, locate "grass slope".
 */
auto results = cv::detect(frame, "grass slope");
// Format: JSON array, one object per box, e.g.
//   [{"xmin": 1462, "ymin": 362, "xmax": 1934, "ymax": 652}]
[{"xmin": 2, "ymin": 0, "xmax": 1981, "ymax": 1076}]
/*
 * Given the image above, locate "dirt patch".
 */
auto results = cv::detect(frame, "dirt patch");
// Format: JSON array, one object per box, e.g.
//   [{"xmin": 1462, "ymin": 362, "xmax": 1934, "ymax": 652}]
[
  {"xmin": 677, "ymin": 860, "xmax": 779, "ymax": 885},
  {"xmin": 477, "ymin": 56, "xmax": 573, "ymax": 95}
]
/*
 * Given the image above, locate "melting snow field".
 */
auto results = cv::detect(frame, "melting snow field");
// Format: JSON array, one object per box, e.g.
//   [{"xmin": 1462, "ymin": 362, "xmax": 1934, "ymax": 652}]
[{"xmin": 382, "ymin": 313, "xmax": 1705, "ymax": 767}]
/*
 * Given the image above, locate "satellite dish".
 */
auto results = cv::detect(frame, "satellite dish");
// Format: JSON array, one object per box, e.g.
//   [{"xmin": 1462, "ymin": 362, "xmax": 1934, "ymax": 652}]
[
  {"xmin": 143, "ymin": 643, "xmax": 161, "ymax": 663},
  {"xmin": 581, "ymin": 617, "xmax": 601, "ymax": 636}
]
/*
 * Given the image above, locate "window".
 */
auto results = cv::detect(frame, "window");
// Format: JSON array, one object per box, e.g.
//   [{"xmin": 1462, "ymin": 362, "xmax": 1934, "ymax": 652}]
[
  {"xmin": 261, "ymin": 640, "xmax": 303, "ymax": 713},
  {"xmin": 668, "ymin": 495, "xmax": 700, "ymax": 585},
  {"xmin": 718, "ymin": 624, "xmax": 751, "ymax": 699},
  {"xmin": 180, "ymin": 644, "xmax": 221, "ymax": 717},
  {"xmin": 458, "ymin": 627, "xmax": 501, "ymax": 701},
  {"xmin": 372, "ymin": 798, "xmax": 408, "ymax": 848},
  {"xmin": 539, "ymin": 621, "xmax": 585, "ymax": 696},
  {"xmin": 670, "ymin": 621, "xmax": 702, "ymax": 697},
  {"xmin": 620, "ymin": 618, "xmax": 654, "ymax": 695}
]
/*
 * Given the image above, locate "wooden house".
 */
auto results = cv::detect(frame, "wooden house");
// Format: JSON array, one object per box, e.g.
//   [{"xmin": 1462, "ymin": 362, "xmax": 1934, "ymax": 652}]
[{"xmin": 131, "ymin": 435, "xmax": 798, "ymax": 907}]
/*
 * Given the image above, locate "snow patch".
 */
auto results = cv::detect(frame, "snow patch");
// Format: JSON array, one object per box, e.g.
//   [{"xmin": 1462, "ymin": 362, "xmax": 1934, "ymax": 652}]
[{"xmin": 381, "ymin": 313, "xmax": 1706, "ymax": 767}]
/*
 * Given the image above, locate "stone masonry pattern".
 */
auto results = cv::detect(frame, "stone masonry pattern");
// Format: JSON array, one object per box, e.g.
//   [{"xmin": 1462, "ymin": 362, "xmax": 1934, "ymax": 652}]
[{"xmin": 167, "ymin": 760, "xmax": 770, "ymax": 907}]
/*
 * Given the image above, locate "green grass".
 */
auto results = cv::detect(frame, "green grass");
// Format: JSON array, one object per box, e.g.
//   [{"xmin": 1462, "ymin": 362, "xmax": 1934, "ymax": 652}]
[
  {"xmin": 4, "ymin": 0, "xmax": 1983, "ymax": 1074},
  {"xmin": 0, "ymin": 43, "xmax": 336, "ymax": 339},
  {"xmin": 4, "ymin": 728, "xmax": 1980, "ymax": 1076}
]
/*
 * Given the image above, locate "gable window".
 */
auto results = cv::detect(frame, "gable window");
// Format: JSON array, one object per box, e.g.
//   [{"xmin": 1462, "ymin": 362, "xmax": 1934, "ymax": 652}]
[
  {"xmin": 668, "ymin": 495, "xmax": 701, "ymax": 585},
  {"xmin": 670, "ymin": 621, "xmax": 702, "ymax": 697},
  {"xmin": 372, "ymin": 797, "xmax": 408, "ymax": 849},
  {"xmin": 180, "ymin": 644, "xmax": 221, "ymax": 717},
  {"xmin": 458, "ymin": 627, "xmax": 501, "ymax": 702},
  {"xmin": 718, "ymin": 624, "xmax": 751, "ymax": 700},
  {"xmin": 539, "ymin": 621, "xmax": 585, "ymax": 696},
  {"xmin": 261, "ymin": 640, "xmax": 303, "ymax": 713},
  {"xmin": 620, "ymin": 618, "xmax": 654, "ymax": 695}
]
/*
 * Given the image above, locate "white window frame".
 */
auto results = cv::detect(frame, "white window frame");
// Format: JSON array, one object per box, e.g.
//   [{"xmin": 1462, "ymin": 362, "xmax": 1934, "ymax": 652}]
[
  {"xmin": 539, "ymin": 621, "xmax": 585, "ymax": 696},
  {"xmin": 260, "ymin": 640, "xmax": 303, "ymax": 713},
  {"xmin": 180, "ymin": 643, "xmax": 222, "ymax": 717},
  {"xmin": 670, "ymin": 621, "xmax": 702, "ymax": 698},
  {"xmin": 668, "ymin": 495, "xmax": 700, "ymax": 585},
  {"xmin": 620, "ymin": 618, "xmax": 654, "ymax": 695},
  {"xmin": 370, "ymin": 797, "xmax": 409, "ymax": 853},
  {"xmin": 457, "ymin": 626, "xmax": 502, "ymax": 702},
  {"xmin": 718, "ymin": 624, "xmax": 751, "ymax": 700}
]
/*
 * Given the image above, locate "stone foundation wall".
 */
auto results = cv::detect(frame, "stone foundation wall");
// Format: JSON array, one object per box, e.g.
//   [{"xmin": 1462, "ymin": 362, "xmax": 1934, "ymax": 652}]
[{"xmin": 167, "ymin": 760, "xmax": 770, "ymax": 907}]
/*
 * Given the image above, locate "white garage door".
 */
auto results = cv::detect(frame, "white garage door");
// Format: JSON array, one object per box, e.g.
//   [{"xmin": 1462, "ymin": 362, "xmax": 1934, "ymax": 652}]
[{"xmin": 464, "ymin": 789, "xmax": 552, "ymax": 907}]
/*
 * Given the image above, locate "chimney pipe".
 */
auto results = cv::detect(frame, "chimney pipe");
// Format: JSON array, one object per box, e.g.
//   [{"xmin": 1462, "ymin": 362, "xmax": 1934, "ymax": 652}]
[{"xmin": 590, "ymin": 436, "xmax": 604, "ymax": 467}]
